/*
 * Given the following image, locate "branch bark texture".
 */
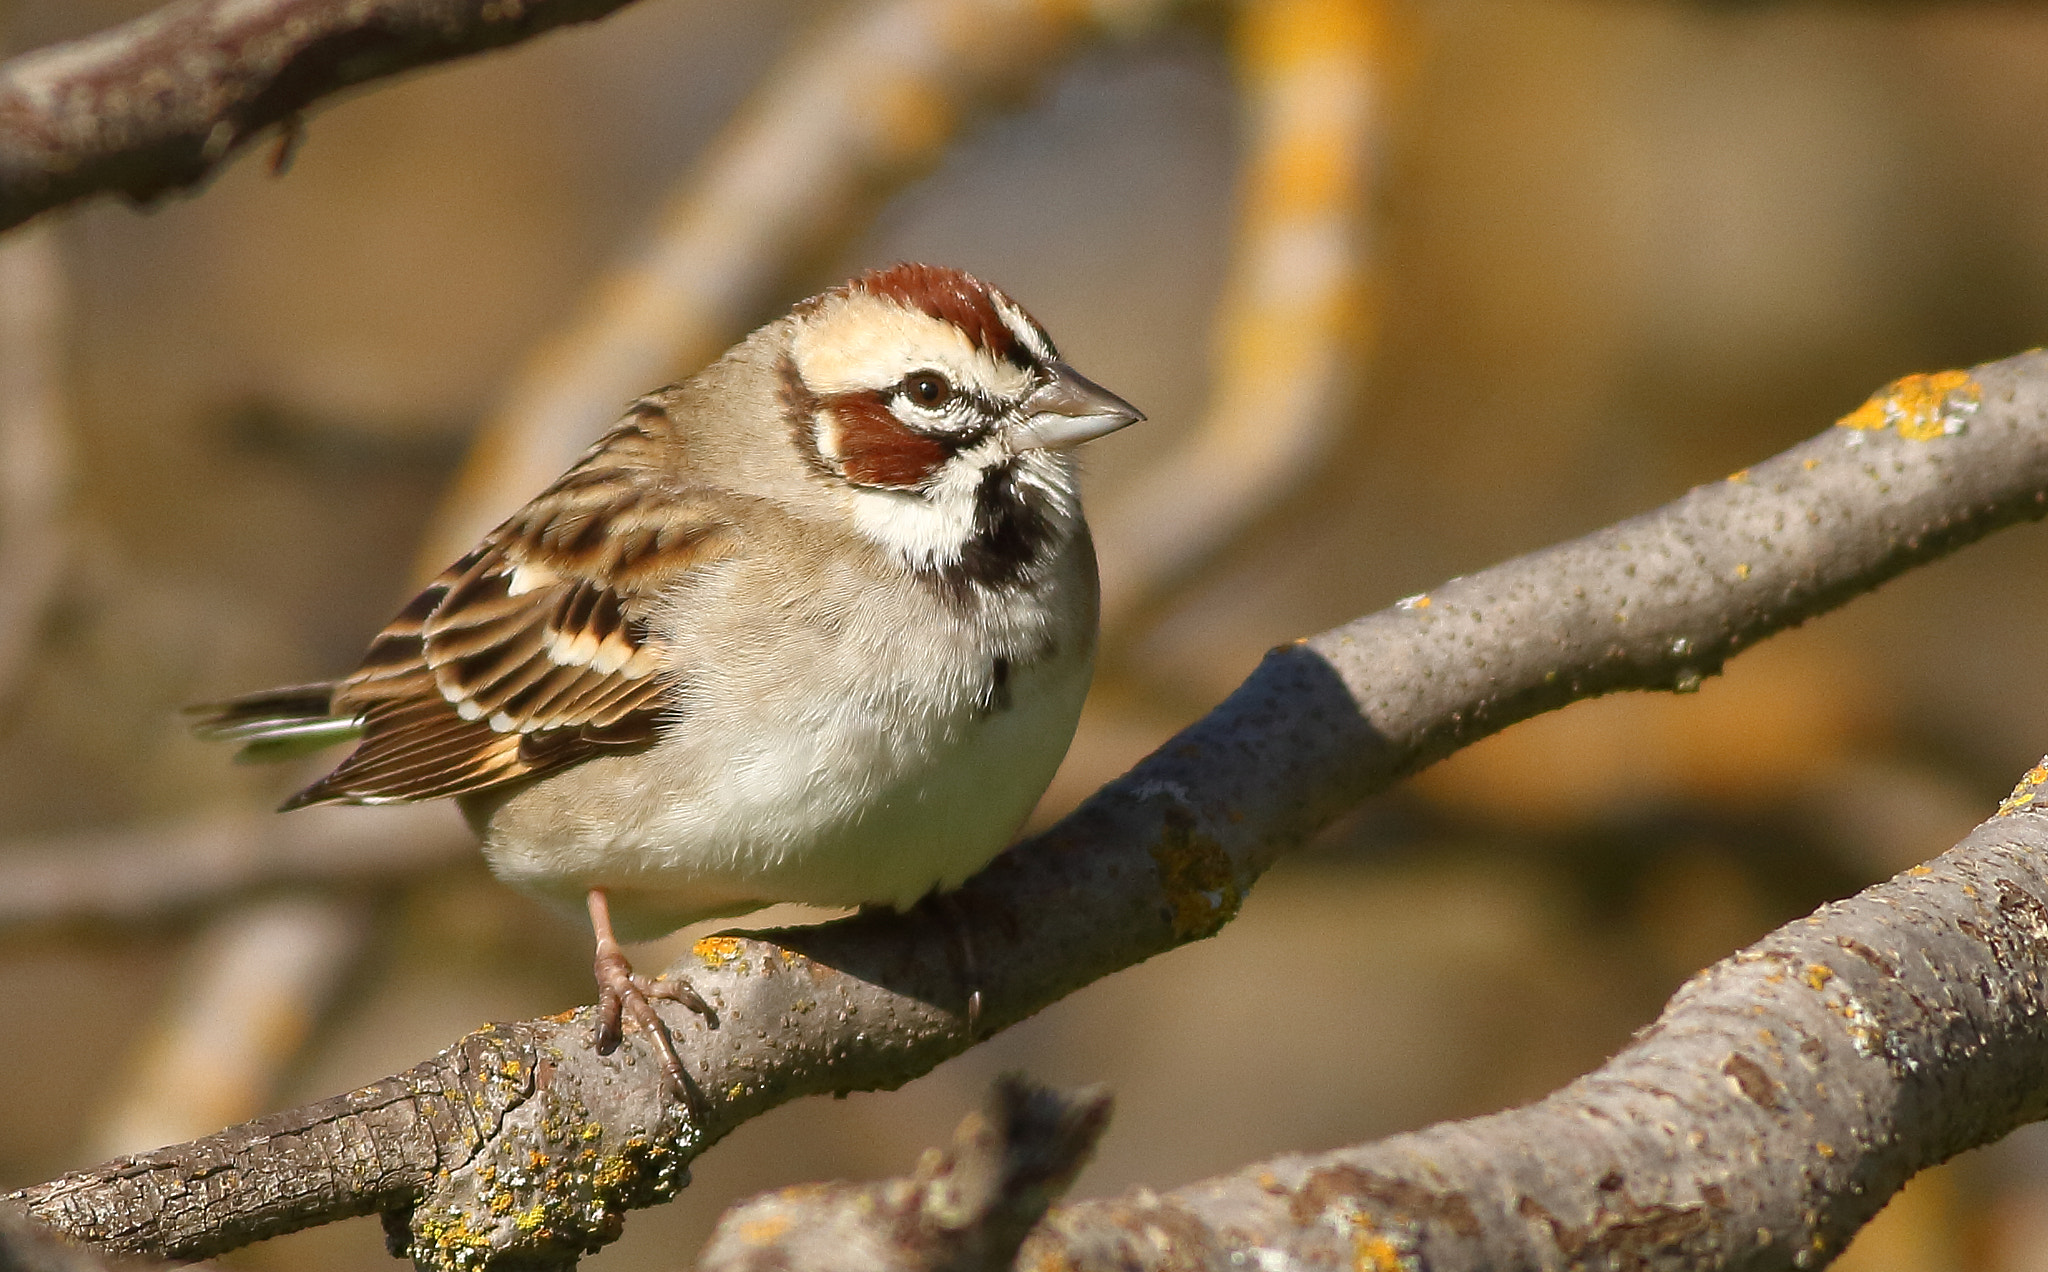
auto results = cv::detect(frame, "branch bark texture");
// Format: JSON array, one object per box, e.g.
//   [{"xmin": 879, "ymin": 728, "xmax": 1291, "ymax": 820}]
[
  {"xmin": 0, "ymin": 0, "xmax": 647, "ymax": 231},
  {"xmin": 10, "ymin": 353, "xmax": 2044, "ymax": 1268}
]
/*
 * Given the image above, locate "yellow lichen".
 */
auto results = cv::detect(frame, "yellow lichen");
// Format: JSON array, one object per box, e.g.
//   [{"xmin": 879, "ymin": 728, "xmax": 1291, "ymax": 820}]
[
  {"xmin": 1998, "ymin": 763, "xmax": 2048, "ymax": 817},
  {"xmin": 1353, "ymin": 1226, "xmax": 1412, "ymax": 1272},
  {"xmin": 694, "ymin": 936, "xmax": 746, "ymax": 969},
  {"xmin": 739, "ymin": 1215, "xmax": 794, "ymax": 1246},
  {"xmin": 1805, "ymin": 964, "xmax": 1833, "ymax": 991},
  {"xmin": 1150, "ymin": 811, "xmax": 1242, "ymax": 942},
  {"xmin": 1836, "ymin": 370, "xmax": 1980, "ymax": 442},
  {"xmin": 1728, "ymin": 468, "xmax": 1750, "ymax": 483}
]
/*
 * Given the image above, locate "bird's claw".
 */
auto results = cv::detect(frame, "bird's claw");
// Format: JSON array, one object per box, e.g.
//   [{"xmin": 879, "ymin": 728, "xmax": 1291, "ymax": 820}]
[{"xmin": 591, "ymin": 945, "xmax": 710, "ymax": 1106}]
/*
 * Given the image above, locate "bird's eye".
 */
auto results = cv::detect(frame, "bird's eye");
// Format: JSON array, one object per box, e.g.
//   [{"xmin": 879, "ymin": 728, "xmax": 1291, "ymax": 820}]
[{"xmin": 902, "ymin": 371, "xmax": 953, "ymax": 409}]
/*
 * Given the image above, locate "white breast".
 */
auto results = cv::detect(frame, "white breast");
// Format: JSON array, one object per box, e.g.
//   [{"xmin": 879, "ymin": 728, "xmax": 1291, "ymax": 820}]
[{"xmin": 470, "ymin": 547, "xmax": 1096, "ymax": 940}]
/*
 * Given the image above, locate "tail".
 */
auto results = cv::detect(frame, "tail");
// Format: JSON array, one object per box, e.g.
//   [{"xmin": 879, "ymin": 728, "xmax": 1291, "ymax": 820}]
[{"xmin": 185, "ymin": 683, "xmax": 363, "ymax": 764}]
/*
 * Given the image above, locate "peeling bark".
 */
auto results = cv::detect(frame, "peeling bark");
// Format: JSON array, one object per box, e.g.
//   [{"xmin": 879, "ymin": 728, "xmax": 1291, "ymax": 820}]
[
  {"xmin": 9, "ymin": 353, "xmax": 2047, "ymax": 1267},
  {"xmin": 0, "ymin": 0, "xmax": 647, "ymax": 231}
]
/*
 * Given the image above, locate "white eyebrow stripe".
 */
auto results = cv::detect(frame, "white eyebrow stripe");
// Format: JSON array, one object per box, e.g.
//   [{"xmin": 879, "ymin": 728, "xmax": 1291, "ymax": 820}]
[{"xmin": 993, "ymin": 295, "xmax": 1053, "ymax": 363}]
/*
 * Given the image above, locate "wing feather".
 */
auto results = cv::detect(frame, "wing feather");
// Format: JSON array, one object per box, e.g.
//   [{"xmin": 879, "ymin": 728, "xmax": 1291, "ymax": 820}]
[{"xmin": 289, "ymin": 405, "xmax": 732, "ymax": 808}]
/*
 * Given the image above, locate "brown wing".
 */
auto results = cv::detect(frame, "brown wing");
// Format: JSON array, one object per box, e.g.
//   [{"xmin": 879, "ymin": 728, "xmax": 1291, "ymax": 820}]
[{"xmin": 287, "ymin": 406, "xmax": 732, "ymax": 808}]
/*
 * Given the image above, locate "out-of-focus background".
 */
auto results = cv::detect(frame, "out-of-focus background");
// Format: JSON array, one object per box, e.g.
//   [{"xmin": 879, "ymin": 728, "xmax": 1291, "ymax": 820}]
[{"xmin": 2, "ymin": 0, "xmax": 2047, "ymax": 1267}]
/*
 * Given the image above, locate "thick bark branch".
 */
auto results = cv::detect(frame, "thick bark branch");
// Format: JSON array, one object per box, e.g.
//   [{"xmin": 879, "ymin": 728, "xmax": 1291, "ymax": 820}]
[
  {"xmin": 0, "ymin": 0, "xmax": 648, "ymax": 231},
  {"xmin": 9, "ymin": 352, "xmax": 2042, "ymax": 1268}
]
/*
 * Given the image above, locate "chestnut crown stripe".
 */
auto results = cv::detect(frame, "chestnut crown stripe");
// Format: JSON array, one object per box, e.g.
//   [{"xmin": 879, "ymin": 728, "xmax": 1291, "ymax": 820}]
[{"xmin": 852, "ymin": 263, "xmax": 1053, "ymax": 368}]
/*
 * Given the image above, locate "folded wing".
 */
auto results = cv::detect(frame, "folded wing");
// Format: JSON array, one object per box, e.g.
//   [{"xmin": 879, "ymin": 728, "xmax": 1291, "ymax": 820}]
[{"xmin": 288, "ymin": 405, "xmax": 732, "ymax": 807}]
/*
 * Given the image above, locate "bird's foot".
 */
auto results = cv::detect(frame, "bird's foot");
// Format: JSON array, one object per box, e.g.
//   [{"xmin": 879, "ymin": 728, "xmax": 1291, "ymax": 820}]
[
  {"xmin": 592, "ymin": 944, "xmax": 714, "ymax": 1104},
  {"xmin": 587, "ymin": 889, "xmax": 714, "ymax": 1108}
]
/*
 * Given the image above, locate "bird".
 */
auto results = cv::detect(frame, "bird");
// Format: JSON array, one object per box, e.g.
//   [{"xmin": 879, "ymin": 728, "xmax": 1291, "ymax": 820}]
[{"xmin": 189, "ymin": 263, "xmax": 1144, "ymax": 1098}]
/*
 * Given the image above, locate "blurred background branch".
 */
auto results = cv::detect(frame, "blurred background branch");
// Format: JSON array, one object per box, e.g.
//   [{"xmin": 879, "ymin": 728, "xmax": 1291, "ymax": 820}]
[
  {"xmin": 0, "ymin": 222, "xmax": 70, "ymax": 701},
  {"xmin": 414, "ymin": 0, "xmax": 1186, "ymax": 572},
  {"xmin": 697, "ymin": 1076, "xmax": 1112, "ymax": 1272},
  {"xmin": 88, "ymin": 892, "xmax": 373, "ymax": 1159},
  {"xmin": 0, "ymin": 803, "xmax": 466, "ymax": 931},
  {"xmin": 1095, "ymin": 0, "xmax": 1380, "ymax": 636}
]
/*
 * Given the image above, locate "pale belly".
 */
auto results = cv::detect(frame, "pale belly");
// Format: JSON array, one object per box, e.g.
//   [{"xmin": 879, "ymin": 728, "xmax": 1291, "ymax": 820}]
[{"xmin": 467, "ymin": 645, "xmax": 1093, "ymax": 941}]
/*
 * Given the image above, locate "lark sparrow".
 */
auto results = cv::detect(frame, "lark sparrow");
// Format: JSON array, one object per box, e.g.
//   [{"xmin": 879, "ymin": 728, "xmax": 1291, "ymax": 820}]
[{"xmin": 192, "ymin": 264, "xmax": 1143, "ymax": 1095}]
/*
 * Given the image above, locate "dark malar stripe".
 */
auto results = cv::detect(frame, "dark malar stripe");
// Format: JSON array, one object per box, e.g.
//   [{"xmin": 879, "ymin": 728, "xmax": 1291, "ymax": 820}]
[{"xmin": 929, "ymin": 462, "xmax": 1058, "ymax": 599}]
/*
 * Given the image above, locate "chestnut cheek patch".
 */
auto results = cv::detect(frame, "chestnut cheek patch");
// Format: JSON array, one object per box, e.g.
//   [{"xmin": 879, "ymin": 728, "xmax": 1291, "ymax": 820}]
[{"xmin": 824, "ymin": 392, "xmax": 953, "ymax": 490}]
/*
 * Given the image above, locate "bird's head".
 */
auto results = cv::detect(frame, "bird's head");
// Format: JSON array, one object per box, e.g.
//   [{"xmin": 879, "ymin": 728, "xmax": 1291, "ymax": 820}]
[{"xmin": 783, "ymin": 264, "xmax": 1143, "ymax": 579}]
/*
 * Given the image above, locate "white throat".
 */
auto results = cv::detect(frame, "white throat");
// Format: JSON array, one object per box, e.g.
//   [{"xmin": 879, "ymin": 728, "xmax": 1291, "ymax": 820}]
[{"xmin": 848, "ymin": 444, "xmax": 1079, "ymax": 574}]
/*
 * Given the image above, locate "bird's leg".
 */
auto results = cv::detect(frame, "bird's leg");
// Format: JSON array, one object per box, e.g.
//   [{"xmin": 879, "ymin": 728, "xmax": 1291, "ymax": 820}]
[
  {"xmin": 587, "ymin": 888, "xmax": 713, "ymax": 1102},
  {"xmin": 933, "ymin": 891, "xmax": 984, "ymax": 1036}
]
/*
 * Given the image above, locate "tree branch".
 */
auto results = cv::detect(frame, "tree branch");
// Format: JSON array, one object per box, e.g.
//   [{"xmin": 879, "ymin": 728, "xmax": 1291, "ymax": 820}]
[
  {"xmin": 0, "ymin": 0, "xmax": 650, "ymax": 232},
  {"xmin": 10, "ymin": 351, "xmax": 2043, "ymax": 1268}
]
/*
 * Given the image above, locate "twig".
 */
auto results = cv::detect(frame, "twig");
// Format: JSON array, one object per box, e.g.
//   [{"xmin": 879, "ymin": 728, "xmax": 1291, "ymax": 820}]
[
  {"xmin": 413, "ymin": 0, "xmax": 1183, "ymax": 572},
  {"xmin": 0, "ymin": 221, "xmax": 69, "ymax": 698},
  {"xmin": 89, "ymin": 893, "xmax": 374, "ymax": 1159},
  {"xmin": 0, "ymin": 802, "xmax": 469, "ymax": 930},
  {"xmin": 1095, "ymin": 0, "xmax": 1381, "ymax": 633},
  {"xmin": 9, "ymin": 350, "xmax": 2044, "ymax": 1268},
  {"xmin": 698, "ymin": 1076, "xmax": 1112, "ymax": 1272},
  {"xmin": 0, "ymin": 0, "xmax": 653, "ymax": 232}
]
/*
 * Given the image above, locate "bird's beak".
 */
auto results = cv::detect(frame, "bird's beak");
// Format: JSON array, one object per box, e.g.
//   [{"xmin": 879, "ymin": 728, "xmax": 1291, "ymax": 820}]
[{"xmin": 1010, "ymin": 363, "xmax": 1145, "ymax": 451}]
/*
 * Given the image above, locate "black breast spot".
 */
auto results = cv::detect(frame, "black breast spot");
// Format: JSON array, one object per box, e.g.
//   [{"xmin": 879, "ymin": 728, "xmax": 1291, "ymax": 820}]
[{"xmin": 980, "ymin": 656, "xmax": 1013, "ymax": 715}]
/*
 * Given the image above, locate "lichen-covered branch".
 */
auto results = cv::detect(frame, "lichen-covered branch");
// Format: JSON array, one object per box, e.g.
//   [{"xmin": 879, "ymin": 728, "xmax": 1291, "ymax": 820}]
[
  {"xmin": 0, "ymin": 0, "xmax": 650, "ymax": 232},
  {"xmin": 705, "ymin": 766, "xmax": 2048, "ymax": 1272},
  {"xmin": 9, "ymin": 351, "xmax": 2044, "ymax": 1268}
]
